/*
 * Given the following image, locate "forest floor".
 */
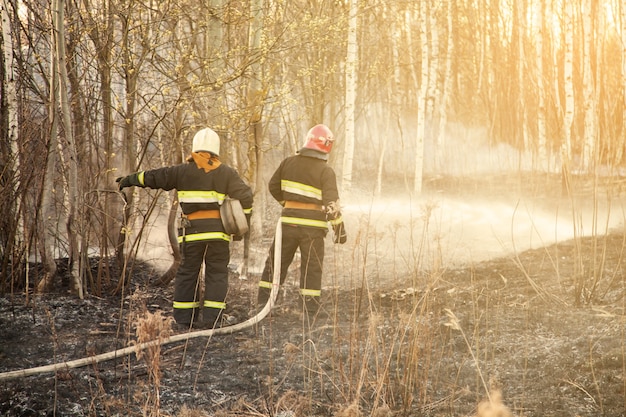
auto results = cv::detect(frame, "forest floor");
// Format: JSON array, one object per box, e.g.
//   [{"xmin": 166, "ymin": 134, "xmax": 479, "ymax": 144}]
[{"xmin": 2, "ymin": 173, "xmax": 626, "ymax": 417}]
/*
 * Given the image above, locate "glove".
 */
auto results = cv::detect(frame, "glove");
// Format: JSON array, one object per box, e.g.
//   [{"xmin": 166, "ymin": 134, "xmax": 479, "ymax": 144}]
[
  {"xmin": 332, "ymin": 222, "xmax": 347, "ymax": 244},
  {"xmin": 325, "ymin": 201, "xmax": 341, "ymax": 220},
  {"xmin": 116, "ymin": 172, "xmax": 143, "ymax": 190},
  {"xmin": 115, "ymin": 176, "xmax": 132, "ymax": 190}
]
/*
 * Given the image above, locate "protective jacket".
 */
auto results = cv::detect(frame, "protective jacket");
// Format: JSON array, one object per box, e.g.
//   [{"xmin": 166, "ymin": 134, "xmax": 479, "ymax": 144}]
[
  {"xmin": 125, "ymin": 155, "xmax": 253, "ymax": 326},
  {"xmin": 132, "ymin": 156, "xmax": 253, "ymax": 237},
  {"xmin": 269, "ymin": 151, "xmax": 342, "ymax": 229}
]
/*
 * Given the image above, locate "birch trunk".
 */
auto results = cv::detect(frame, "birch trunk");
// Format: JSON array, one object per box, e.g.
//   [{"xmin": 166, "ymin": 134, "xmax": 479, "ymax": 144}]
[
  {"xmin": 342, "ymin": 0, "xmax": 357, "ymax": 190},
  {"xmin": 561, "ymin": 0, "xmax": 575, "ymax": 192},
  {"xmin": 516, "ymin": 0, "xmax": 529, "ymax": 150},
  {"xmin": 436, "ymin": 0, "xmax": 454, "ymax": 172},
  {"xmin": 415, "ymin": 2, "xmax": 428, "ymax": 194},
  {"xmin": 426, "ymin": 2, "xmax": 439, "ymax": 121},
  {"xmin": 52, "ymin": 0, "xmax": 83, "ymax": 297},
  {"xmin": 619, "ymin": 0, "xmax": 626, "ymax": 166},
  {"xmin": 246, "ymin": 0, "xmax": 267, "ymax": 278},
  {"xmin": 37, "ymin": 45, "xmax": 60, "ymax": 292},
  {"xmin": 83, "ymin": 0, "xmax": 115, "ymax": 279},
  {"xmin": 536, "ymin": 0, "xmax": 548, "ymax": 170},
  {"xmin": 581, "ymin": 0, "xmax": 596, "ymax": 171},
  {"xmin": 377, "ymin": 5, "xmax": 399, "ymax": 196},
  {"xmin": 1, "ymin": 0, "xmax": 26, "ymax": 283},
  {"xmin": 1, "ymin": 0, "xmax": 18, "ymax": 204},
  {"xmin": 115, "ymin": 7, "xmax": 142, "ymax": 278}
]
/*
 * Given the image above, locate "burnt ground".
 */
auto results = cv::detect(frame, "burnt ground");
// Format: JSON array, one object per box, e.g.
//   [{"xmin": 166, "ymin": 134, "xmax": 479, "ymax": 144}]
[{"xmin": 2, "ymin": 174, "xmax": 626, "ymax": 417}]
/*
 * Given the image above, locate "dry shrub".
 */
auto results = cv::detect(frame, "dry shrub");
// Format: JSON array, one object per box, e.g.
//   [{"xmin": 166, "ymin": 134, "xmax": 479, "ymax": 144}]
[
  {"xmin": 274, "ymin": 390, "xmax": 311, "ymax": 415},
  {"xmin": 133, "ymin": 310, "xmax": 174, "ymax": 417},
  {"xmin": 474, "ymin": 390, "xmax": 513, "ymax": 417},
  {"xmin": 176, "ymin": 404, "xmax": 210, "ymax": 417},
  {"xmin": 283, "ymin": 341, "xmax": 300, "ymax": 362},
  {"xmin": 134, "ymin": 310, "xmax": 173, "ymax": 363},
  {"xmin": 333, "ymin": 402, "xmax": 360, "ymax": 417},
  {"xmin": 371, "ymin": 405, "xmax": 392, "ymax": 417}
]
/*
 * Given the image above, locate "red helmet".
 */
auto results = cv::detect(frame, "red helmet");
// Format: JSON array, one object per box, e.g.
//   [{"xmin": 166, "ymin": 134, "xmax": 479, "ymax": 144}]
[{"xmin": 303, "ymin": 124, "xmax": 334, "ymax": 154}]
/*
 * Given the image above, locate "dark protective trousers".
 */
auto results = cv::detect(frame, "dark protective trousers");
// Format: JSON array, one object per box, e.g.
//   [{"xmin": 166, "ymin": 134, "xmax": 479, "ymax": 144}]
[
  {"xmin": 174, "ymin": 239, "xmax": 229, "ymax": 325},
  {"xmin": 258, "ymin": 224, "xmax": 326, "ymax": 305}
]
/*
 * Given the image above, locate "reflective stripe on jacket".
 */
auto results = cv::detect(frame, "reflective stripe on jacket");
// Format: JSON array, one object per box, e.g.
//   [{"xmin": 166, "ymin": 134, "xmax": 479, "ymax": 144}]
[
  {"xmin": 135, "ymin": 160, "xmax": 253, "ymax": 240},
  {"xmin": 269, "ymin": 153, "xmax": 340, "ymax": 230}
]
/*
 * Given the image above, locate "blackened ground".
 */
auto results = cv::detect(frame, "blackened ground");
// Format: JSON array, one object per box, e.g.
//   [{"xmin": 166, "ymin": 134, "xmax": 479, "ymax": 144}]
[{"xmin": 1, "ymin": 230, "xmax": 626, "ymax": 417}]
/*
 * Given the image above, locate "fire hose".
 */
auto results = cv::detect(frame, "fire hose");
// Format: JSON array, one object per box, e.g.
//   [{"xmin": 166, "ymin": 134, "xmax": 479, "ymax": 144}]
[{"xmin": 0, "ymin": 220, "xmax": 283, "ymax": 382}]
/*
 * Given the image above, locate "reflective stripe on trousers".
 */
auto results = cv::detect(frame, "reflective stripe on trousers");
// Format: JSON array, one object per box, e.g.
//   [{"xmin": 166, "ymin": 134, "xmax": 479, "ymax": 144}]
[{"xmin": 258, "ymin": 225, "xmax": 325, "ymax": 304}]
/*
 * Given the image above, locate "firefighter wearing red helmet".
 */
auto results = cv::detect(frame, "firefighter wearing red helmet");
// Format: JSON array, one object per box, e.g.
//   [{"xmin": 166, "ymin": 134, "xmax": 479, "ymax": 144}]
[
  {"xmin": 257, "ymin": 124, "xmax": 347, "ymax": 317},
  {"xmin": 116, "ymin": 128, "xmax": 253, "ymax": 330}
]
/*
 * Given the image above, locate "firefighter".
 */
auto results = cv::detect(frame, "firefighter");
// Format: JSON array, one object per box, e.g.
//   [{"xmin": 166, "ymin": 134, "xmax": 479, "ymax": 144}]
[
  {"xmin": 116, "ymin": 127, "xmax": 253, "ymax": 329},
  {"xmin": 257, "ymin": 124, "xmax": 347, "ymax": 316}
]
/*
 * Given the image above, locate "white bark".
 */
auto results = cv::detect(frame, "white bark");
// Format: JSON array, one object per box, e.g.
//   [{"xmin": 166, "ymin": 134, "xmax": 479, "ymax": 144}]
[
  {"xmin": 415, "ymin": 2, "xmax": 428, "ymax": 194},
  {"xmin": 376, "ymin": 5, "xmax": 396, "ymax": 196},
  {"xmin": 581, "ymin": 0, "xmax": 596, "ymax": 171},
  {"xmin": 342, "ymin": 0, "xmax": 357, "ymax": 190},
  {"xmin": 536, "ymin": 0, "xmax": 548, "ymax": 170},
  {"xmin": 517, "ymin": 0, "xmax": 529, "ymax": 150},
  {"xmin": 562, "ymin": 1, "xmax": 575, "ymax": 163},
  {"xmin": 1, "ymin": 0, "xmax": 24, "ymax": 249},
  {"xmin": 620, "ymin": 0, "xmax": 626, "ymax": 165},
  {"xmin": 436, "ymin": 0, "xmax": 454, "ymax": 172},
  {"xmin": 53, "ymin": 0, "xmax": 84, "ymax": 297},
  {"xmin": 37, "ymin": 59, "xmax": 60, "ymax": 291},
  {"xmin": 247, "ymin": 0, "xmax": 267, "ymax": 276},
  {"xmin": 426, "ymin": 2, "xmax": 439, "ymax": 120}
]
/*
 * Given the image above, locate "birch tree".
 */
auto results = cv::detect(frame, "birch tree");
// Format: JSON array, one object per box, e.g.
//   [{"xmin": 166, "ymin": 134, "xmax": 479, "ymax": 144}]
[
  {"xmin": 414, "ymin": 2, "xmax": 427, "ymax": 194},
  {"xmin": 561, "ymin": 0, "xmax": 575, "ymax": 187},
  {"xmin": 435, "ymin": 0, "xmax": 454, "ymax": 172},
  {"xmin": 581, "ymin": 0, "xmax": 597, "ymax": 171},
  {"xmin": 82, "ymin": 0, "xmax": 117, "ymax": 282},
  {"xmin": 0, "ymin": 0, "xmax": 23, "ymax": 284},
  {"xmin": 426, "ymin": 1, "xmax": 439, "ymax": 122},
  {"xmin": 244, "ymin": 0, "xmax": 269, "ymax": 277},
  {"xmin": 535, "ymin": 0, "xmax": 548, "ymax": 170},
  {"xmin": 38, "ymin": 40, "xmax": 60, "ymax": 292},
  {"xmin": 45, "ymin": 0, "xmax": 83, "ymax": 297},
  {"xmin": 342, "ymin": 0, "xmax": 357, "ymax": 190},
  {"xmin": 620, "ymin": 0, "xmax": 626, "ymax": 166}
]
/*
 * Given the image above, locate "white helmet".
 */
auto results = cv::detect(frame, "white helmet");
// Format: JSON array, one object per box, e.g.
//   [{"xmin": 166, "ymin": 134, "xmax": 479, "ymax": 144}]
[{"xmin": 192, "ymin": 128, "xmax": 220, "ymax": 155}]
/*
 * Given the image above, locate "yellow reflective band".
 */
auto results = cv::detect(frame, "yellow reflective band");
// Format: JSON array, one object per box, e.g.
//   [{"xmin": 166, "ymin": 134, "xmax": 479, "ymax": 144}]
[
  {"xmin": 138, "ymin": 171, "xmax": 145, "ymax": 186},
  {"xmin": 300, "ymin": 288, "xmax": 321, "ymax": 297},
  {"xmin": 243, "ymin": 207, "xmax": 252, "ymax": 214},
  {"xmin": 203, "ymin": 300, "xmax": 226, "ymax": 310},
  {"xmin": 281, "ymin": 216, "xmax": 328, "ymax": 229},
  {"xmin": 259, "ymin": 280, "xmax": 272, "ymax": 289},
  {"xmin": 177, "ymin": 190, "xmax": 226, "ymax": 204},
  {"xmin": 173, "ymin": 301, "xmax": 201, "ymax": 310},
  {"xmin": 178, "ymin": 232, "xmax": 231, "ymax": 243},
  {"xmin": 329, "ymin": 216, "xmax": 343, "ymax": 226},
  {"xmin": 281, "ymin": 180, "xmax": 322, "ymax": 200}
]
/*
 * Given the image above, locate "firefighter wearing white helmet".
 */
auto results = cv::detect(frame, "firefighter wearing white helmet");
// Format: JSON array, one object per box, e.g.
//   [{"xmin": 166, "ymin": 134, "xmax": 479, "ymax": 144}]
[
  {"xmin": 192, "ymin": 127, "xmax": 221, "ymax": 155},
  {"xmin": 116, "ymin": 127, "xmax": 253, "ymax": 330},
  {"xmin": 257, "ymin": 124, "xmax": 347, "ymax": 320}
]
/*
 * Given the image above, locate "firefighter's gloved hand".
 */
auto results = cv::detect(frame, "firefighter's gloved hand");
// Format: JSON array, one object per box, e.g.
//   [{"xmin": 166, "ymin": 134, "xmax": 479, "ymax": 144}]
[
  {"xmin": 332, "ymin": 222, "xmax": 347, "ymax": 244},
  {"xmin": 325, "ymin": 201, "xmax": 341, "ymax": 220},
  {"xmin": 116, "ymin": 176, "xmax": 132, "ymax": 190},
  {"xmin": 232, "ymin": 234, "xmax": 244, "ymax": 241}
]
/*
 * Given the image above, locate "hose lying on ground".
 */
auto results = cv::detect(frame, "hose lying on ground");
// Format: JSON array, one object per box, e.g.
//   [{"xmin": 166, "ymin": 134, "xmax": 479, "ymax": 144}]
[{"xmin": 0, "ymin": 221, "xmax": 283, "ymax": 382}]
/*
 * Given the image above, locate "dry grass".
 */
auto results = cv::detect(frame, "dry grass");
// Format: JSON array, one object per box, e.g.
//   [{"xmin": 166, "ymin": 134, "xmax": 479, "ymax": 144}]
[
  {"xmin": 133, "ymin": 309, "xmax": 174, "ymax": 417},
  {"xmin": 474, "ymin": 390, "xmax": 514, "ymax": 417}
]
